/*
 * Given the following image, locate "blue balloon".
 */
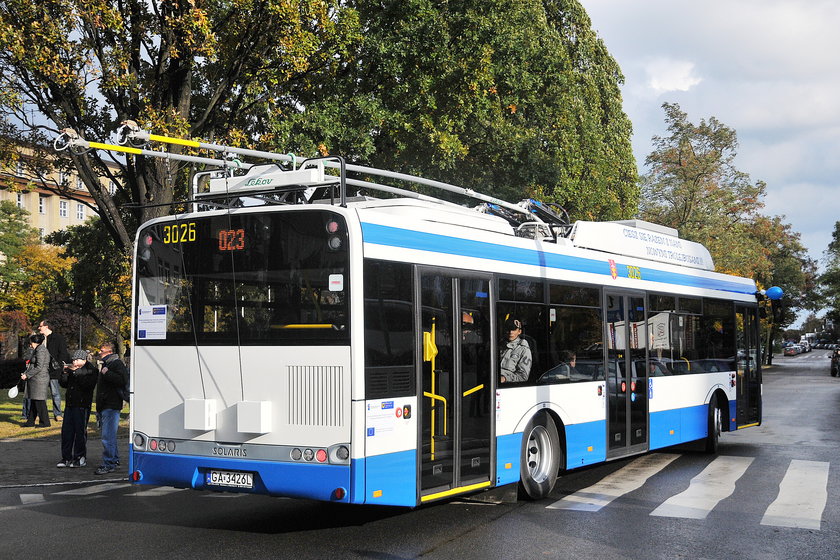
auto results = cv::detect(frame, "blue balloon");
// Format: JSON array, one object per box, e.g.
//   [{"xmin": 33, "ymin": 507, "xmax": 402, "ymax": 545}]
[{"xmin": 766, "ymin": 286, "xmax": 783, "ymax": 300}]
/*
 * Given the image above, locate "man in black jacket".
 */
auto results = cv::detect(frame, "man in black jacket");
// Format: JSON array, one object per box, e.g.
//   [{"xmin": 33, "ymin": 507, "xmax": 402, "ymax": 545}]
[
  {"xmin": 95, "ymin": 342, "xmax": 128, "ymax": 475},
  {"xmin": 38, "ymin": 319, "xmax": 70, "ymax": 421},
  {"xmin": 57, "ymin": 350, "xmax": 98, "ymax": 468}
]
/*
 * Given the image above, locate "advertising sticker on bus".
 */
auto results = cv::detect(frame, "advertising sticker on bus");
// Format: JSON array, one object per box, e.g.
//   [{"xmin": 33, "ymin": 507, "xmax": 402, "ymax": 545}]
[{"xmin": 137, "ymin": 305, "xmax": 167, "ymax": 340}]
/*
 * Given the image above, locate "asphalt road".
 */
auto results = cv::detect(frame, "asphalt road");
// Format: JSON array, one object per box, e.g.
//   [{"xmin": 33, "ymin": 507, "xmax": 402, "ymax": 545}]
[{"xmin": 2, "ymin": 351, "xmax": 838, "ymax": 560}]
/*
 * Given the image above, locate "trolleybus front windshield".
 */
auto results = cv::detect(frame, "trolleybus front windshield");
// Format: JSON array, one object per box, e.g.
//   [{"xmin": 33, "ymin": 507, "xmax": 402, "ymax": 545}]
[{"xmin": 134, "ymin": 210, "xmax": 349, "ymax": 345}]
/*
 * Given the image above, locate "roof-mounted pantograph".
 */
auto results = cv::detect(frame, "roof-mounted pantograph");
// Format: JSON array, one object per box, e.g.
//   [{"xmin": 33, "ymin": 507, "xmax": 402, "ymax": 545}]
[
  {"xmin": 54, "ymin": 122, "xmax": 549, "ymax": 224},
  {"xmin": 53, "ymin": 123, "xmax": 714, "ymax": 271}
]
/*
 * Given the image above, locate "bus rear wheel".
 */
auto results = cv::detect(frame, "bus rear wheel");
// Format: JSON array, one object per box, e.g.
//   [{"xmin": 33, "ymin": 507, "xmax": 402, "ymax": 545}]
[
  {"xmin": 518, "ymin": 412, "xmax": 561, "ymax": 500},
  {"xmin": 704, "ymin": 395, "xmax": 722, "ymax": 454}
]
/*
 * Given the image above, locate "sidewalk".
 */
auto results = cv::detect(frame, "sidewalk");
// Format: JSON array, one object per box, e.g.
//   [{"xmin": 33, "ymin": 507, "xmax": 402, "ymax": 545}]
[{"xmin": 0, "ymin": 434, "xmax": 130, "ymax": 487}]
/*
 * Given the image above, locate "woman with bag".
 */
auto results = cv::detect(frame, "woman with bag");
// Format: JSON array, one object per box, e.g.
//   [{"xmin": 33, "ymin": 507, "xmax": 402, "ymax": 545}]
[{"xmin": 21, "ymin": 333, "xmax": 51, "ymax": 427}]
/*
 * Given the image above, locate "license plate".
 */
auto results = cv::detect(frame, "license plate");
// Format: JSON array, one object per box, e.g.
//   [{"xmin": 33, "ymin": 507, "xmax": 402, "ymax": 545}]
[{"xmin": 206, "ymin": 470, "xmax": 254, "ymax": 489}]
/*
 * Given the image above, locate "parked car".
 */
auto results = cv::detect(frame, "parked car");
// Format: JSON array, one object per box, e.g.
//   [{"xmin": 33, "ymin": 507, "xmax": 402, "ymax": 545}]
[
  {"xmin": 783, "ymin": 345, "xmax": 798, "ymax": 356},
  {"xmin": 799, "ymin": 341, "xmax": 811, "ymax": 352}
]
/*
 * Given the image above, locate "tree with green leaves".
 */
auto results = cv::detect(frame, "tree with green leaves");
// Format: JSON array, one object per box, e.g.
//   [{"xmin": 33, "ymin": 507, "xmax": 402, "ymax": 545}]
[
  {"xmin": 0, "ymin": 201, "xmax": 78, "ymax": 348},
  {"xmin": 277, "ymin": 0, "xmax": 638, "ymax": 218},
  {"xmin": 639, "ymin": 102, "xmax": 814, "ymax": 295},
  {"xmin": 639, "ymin": 103, "xmax": 767, "ymax": 265},
  {"xmin": 46, "ymin": 217, "xmax": 131, "ymax": 353},
  {"xmin": 1, "ymin": 0, "xmax": 638, "ymax": 259},
  {"xmin": 0, "ymin": 200, "xmax": 39, "ymax": 291},
  {"xmin": 1, "ymin": 0, "xmax": 362, "ymax": 251},
  {"xmin": 5, "ymin": 243, "xmax": 75, "ymax": 323},
  {"xmin": 818, "ymin": 221, "xmax": 840, "ymax": 329},
  {"xmin": 639, "ymin": 103, "xmax": 816, "ymax": 362}
]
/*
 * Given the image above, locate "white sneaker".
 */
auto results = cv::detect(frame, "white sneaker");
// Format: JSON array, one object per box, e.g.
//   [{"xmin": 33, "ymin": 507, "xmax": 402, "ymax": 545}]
[
  {"xmin": 79, "ymin": 456, "xmax": 86, "ymax": 467},
  {"xmin": 56, "ymin": 460, "xmax": 70, "ymax": 468}
]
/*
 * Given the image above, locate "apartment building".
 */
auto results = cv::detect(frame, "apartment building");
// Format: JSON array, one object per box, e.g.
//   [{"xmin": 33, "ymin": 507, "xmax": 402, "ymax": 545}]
[{"xmin": 0, "ymin": 157, "xmax": 101, "ymax": 238}]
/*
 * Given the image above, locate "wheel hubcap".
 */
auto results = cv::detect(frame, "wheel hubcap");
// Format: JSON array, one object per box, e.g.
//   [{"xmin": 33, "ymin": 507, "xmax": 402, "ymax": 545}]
[{"xmin": 527, "ymin": 425, "xmax": 552, "ymax": 483}]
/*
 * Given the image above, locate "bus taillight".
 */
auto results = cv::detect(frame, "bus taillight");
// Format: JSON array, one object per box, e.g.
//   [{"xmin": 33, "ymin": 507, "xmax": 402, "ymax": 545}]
[{"xmin": 326, "ymin": 219, "xmax": 344, "ymax": 251}]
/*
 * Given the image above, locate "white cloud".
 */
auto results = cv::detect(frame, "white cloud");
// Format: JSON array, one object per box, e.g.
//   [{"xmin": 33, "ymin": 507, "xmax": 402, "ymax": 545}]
[
  {"xmin": 644, "ymin": 58, "xmax": 702, "ymax": 94},
  {"xmin": 580, "ymin": 0, "xmax": 840, "ymax": 264}
]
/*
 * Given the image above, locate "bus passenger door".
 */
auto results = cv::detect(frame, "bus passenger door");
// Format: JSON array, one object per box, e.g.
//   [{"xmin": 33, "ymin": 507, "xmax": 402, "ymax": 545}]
[
  {"xmin": 419, "ymin": 270, "xmax": 493, "ymax": 500},
  {"xmin": 605, "ymin": 292, "xmax": 649, "ymax": 458},
  {"xmin": 735, "ymin": 305, "xmax": 761, "ymax": 426}
]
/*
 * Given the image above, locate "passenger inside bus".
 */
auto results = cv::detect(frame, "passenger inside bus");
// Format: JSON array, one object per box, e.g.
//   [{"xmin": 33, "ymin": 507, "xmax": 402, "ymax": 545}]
[
  {"xmin": 558, "ymin": 350, "xmax": 578, "ymax": 373},
  {"xmin": 536, "ymin": 349, "xmax": 582, "ymax": 384},
  {"xmin": 499, "ymin": 318, "xmax": 532, "ymax": 383}
]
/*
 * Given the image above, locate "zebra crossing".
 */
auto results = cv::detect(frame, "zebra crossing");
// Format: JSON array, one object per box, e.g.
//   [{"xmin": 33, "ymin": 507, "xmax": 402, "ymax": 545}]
[
  {"xmin": 548, "ymin": 453, "xmax": 830, "ymax": 530},
  {"xmin": 2, "ymin": 455, "xmax": 831, "ymax": 530},
  {"xmin": 761, "ymin": 459, "xmax": 829, "ymax": 530}
]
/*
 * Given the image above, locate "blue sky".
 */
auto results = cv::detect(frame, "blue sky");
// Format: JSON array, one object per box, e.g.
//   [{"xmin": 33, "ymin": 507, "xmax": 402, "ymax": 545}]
[{"xmin": 580, "ymin": 0, "xmax": 840, "ymax": 269}]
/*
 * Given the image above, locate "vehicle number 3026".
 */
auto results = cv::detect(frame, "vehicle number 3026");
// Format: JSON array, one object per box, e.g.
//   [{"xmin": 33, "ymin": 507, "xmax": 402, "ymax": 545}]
[{"xmin": 162, "ymin": 223, "xmax": 196, "ymax": 244}]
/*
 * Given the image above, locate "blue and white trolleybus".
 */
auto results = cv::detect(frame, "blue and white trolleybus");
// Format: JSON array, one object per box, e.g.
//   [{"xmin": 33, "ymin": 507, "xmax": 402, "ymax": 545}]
[{"xmin": 77, "ymin": 128, "xmax": 764, "ymax": 506}]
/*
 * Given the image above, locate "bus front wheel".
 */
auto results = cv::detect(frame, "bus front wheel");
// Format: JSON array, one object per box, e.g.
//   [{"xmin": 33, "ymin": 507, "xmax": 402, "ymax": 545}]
[{"xmin": 518, "ymin": 412, "xmax": 561, "ymax": 500}]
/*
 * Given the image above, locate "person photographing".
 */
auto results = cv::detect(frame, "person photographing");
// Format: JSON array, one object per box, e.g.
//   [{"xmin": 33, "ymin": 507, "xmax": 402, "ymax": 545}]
[{"xmin": 57, "ymin": 350, "xmax": 98, "ymax": 468}]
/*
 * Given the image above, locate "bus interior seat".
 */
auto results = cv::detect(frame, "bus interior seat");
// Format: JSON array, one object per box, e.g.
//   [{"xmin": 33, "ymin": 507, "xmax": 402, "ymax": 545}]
[{"xmin": 520, "ymin": 333, "xmax": 539, "ymax": 382}]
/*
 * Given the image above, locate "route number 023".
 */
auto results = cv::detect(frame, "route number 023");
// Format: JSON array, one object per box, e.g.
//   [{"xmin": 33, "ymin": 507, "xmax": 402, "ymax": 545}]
[{"xmin": 219, "ymin": 228, "xmax": 246, "ymax": 251}]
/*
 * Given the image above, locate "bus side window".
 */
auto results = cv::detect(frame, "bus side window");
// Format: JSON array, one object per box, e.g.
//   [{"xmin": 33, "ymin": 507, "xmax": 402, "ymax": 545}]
[{"xmin": 363, "ymin": 260, "xmax": 415, "ymax": 398}]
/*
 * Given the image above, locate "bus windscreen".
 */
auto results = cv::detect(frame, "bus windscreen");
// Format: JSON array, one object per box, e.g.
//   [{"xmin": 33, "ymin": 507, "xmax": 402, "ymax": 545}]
[{"xmin": 134, "ymin": 210, "xmax": 350, "ymax": 345}]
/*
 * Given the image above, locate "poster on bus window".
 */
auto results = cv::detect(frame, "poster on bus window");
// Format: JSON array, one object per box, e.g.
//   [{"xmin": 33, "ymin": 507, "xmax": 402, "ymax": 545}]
[{"xmin": 137, "ymin": 305, "xmax": 167, "ymax": 340}]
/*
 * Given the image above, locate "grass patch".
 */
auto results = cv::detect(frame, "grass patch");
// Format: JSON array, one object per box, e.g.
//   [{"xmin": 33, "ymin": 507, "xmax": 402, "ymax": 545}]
[{"xmin": 0, "ymin": 388, "xmax": 129, "ymax": 441}]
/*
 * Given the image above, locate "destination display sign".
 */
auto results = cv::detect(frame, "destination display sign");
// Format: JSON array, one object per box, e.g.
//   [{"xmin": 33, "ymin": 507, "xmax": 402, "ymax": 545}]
[{"xmin": 570, "ymin": 221, "xmax": 714, "ymax": 271}]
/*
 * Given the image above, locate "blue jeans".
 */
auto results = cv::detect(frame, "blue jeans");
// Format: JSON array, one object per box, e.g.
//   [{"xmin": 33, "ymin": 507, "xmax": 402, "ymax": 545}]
[
  {"xmin": 49, "ymin": 378, "xmax": 63, "ymax": 418},
  {"xmin": 98, "ymin": 408, "xmax": 120, "ymax": 469}
]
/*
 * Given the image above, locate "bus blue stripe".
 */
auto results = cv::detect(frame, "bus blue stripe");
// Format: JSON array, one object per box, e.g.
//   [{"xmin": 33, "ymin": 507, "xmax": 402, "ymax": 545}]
[
  {"xmin": 496, "ymin": 433, "xmax": 522, "ymax": 486},
  {"xmin": 363, "ymin": 450, "xmax": 417, "ymax": 506},
  {"xmin": 649, "ymin": 404, "xmax": 710, "ymax": 449},
  {"xmin": 728, "ymin": 400, "xmax": 737, "ymax": 431},
  {"xmin": 361, "ymin": 223, "xmax": 755, "ymax": 295},
  {"xmin": 566, "ymin": 420, "xmax": 607, "ymax": 467}
]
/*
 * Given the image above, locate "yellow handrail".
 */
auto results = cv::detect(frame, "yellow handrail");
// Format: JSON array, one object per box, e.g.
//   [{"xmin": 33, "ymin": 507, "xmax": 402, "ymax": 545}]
[
  {"xmin": 423, "ymin": 391, "xmax": 448, "ymax": 436},
  {"xmin": 423, "ymin": 320, "xmax": 445, "ymax": 459},
  {"xmin": 463, "ymin": 384, "xmax": 484, "ymax": 397}
]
